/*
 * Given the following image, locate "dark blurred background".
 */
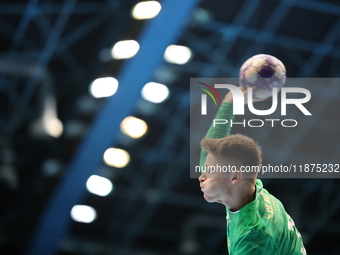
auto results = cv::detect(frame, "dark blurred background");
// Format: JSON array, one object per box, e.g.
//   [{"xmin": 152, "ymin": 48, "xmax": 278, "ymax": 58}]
[{"xmin": 1, "ymin": 0, "xmax": 340, "ymax": 254}]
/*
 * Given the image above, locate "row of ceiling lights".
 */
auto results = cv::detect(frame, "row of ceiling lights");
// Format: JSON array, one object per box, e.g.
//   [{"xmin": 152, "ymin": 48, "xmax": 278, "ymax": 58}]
[{"xmin": 69, "ymin": 0, "xmax": 192, "ymax": 224}]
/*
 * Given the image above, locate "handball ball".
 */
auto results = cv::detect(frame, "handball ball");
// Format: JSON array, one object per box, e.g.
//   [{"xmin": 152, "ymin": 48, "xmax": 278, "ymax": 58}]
[{"xmin": 239, "ymin": 54, "xmax": 286, "ymax": 99}]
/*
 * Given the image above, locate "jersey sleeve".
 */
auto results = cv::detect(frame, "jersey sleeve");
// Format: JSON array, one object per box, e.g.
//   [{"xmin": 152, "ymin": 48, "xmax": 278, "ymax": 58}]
[
  {"xmin": 233, "ymin": 230, "xmax": 277, "ymax": 255},
  {"xmin": 199, "ymin": 102, "xmax": 234, "ymax": 166}
]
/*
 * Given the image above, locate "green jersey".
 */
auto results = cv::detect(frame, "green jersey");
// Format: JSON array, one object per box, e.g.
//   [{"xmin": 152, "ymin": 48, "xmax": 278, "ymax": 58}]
[{"xmin": 200, "ymin": 102, "xmax": 306, "ymax": 255}]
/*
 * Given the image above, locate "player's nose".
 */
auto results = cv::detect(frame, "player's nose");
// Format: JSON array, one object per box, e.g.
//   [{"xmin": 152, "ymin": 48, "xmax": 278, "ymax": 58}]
[{"xmin": 198, "ymin": 173, "xmax": 206, "ymax": 182}]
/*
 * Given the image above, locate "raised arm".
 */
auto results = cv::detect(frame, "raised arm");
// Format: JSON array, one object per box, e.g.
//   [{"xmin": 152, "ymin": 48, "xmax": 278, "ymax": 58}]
[{"xmin": 199, "ymin": 92, "xmax": 235, "ymax": 167}]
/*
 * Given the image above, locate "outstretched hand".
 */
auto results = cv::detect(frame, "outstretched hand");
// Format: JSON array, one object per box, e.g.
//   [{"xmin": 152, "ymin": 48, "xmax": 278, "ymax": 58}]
[{"xmin": 223, "ymin": 86, "xmax": 268, "ymax": 104}]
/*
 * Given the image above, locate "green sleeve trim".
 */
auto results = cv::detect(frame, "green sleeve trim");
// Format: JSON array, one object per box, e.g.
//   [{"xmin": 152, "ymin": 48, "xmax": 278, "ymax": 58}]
[{"xmin": 199, "ymin": 102, "xmax": 234, "ymax": 166}]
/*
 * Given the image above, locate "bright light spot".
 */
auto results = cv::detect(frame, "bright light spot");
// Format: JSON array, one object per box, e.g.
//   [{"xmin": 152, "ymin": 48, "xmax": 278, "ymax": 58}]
[
  {"xmin": 141, "ymin": 82, "xmax": 169, "ymax": 103},
  {"xmin": 39, "ymin": 98, "xmax": 64, "ymax": 138},
  {"xmin": 86, "ymin": 175, "xmax": 113, "ymax": 197},
  {"xmin": 103, "ymin": 148, "xmax": 130, "ymax": 168},
  {"xmin": 120, "ymin": 116, "xmax": 148, "ymax": 139},
  {"xmin": 111, "ymin": 40, "xmax": 140, "ymax": 59},
  {"xmin": 90, "ymin": 77, "xmax": 119, "ymax": 98},
  {"xmin": 70, "ymin": 205, "xmax": 96, "ymax": 223},
  {"xmin": 43, "ymin": 115, "xmax": 63, "ymax": 138},
  {"xmin": 164, "ymin": 45, "xmax": 192, "ymax": 65},
  {"xmin": 132, "ymin": 1, "xmax": 161, "ymax": 20}
]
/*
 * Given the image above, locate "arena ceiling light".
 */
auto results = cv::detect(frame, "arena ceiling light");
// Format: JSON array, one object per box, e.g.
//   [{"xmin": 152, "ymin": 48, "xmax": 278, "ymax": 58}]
[
  {"xmin": 103, "ymin": 148, "xmax": 130, "ymax": 168},
  {"xmin": 31, "ymin": 97, "xmax": 63, "ymax": 138},
  {"xmin": 120, "ymin": 116, "xmax": 148, "ymax": 139},
  {"xmin": 70, "ymin": 205, "xmax": 96, "ymax": 223},
  {"xmin": 141, "ymin": 82, "xmax": 169, "ymax": 103},
  {"xmin": 43, "ymin": 115, "xmax": 63, "ymax": 138},
  {"xmin": 164, "ymin": 45, "xmax": 192, "ymax": 65},
  {"xmin": 132, "ymin": 1, "xmax": 162, "ymax": 20},
  {"xmin": 89, "ymin": 77, "xmax": 119, "ymax": 98},
  {"xmin": 111, "ymin": 40, "xmax": 140, "ymax": 59},
  {"xmin": 86, "ymin": 175, "xmax": 114, "ymax": 197}
]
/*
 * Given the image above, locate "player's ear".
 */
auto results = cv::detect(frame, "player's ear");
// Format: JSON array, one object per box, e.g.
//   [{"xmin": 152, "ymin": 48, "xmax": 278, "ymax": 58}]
[{"xmin": 231, "ymin": 170, "xmax": 242, "ymax": 184}]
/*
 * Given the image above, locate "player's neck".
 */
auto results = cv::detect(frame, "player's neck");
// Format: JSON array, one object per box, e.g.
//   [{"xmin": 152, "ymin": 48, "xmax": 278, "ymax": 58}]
[{"xmin": 225, "ymin": 182, "xmax": 256, "ymax": 212}]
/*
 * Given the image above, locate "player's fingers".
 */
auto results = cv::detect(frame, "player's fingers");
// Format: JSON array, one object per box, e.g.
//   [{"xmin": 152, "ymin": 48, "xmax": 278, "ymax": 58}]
[{"xmin": 239, "ymin": 86, "xmax": 247, "ymax": 94}]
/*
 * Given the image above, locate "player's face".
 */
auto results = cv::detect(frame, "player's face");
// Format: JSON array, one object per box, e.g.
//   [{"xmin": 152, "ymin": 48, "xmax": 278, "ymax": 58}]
[{"xmin": 198, "ymin": 153, "xmax": 232, "ymax": 203}]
